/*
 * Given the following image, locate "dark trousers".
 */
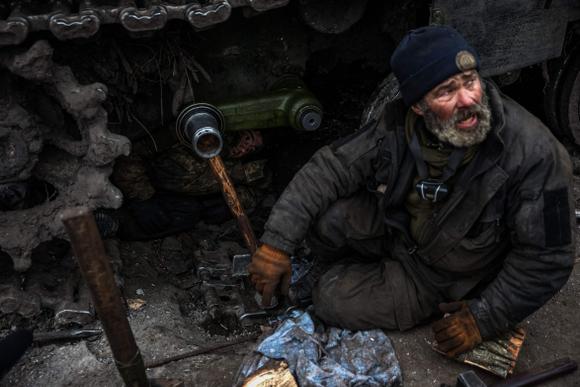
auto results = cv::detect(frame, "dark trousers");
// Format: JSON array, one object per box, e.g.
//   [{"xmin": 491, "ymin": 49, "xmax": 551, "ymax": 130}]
[{"xmin": 309, "ymin": 191, "xmax": 441, "ymax": 331}]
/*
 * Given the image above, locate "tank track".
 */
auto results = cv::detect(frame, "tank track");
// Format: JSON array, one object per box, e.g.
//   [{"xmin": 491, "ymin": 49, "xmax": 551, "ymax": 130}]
[
  {"xmin": 0, "ymin": 0, "xmax": 290, "ymax": 46},
  {"xmin": 0, "ymin": 40, "xmax": 130, "ymax": 271}
]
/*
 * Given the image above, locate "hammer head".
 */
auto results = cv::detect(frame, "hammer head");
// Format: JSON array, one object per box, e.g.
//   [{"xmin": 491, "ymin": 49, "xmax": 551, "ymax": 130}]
[{"xmin": 457, "ymin": 370, "xmax": 487, "ymax": 387}]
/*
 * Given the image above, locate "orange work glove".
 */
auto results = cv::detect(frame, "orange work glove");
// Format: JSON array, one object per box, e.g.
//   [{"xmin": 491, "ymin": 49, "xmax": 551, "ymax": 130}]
[
  {"xmin": 247, "ymin": 244, "xmax": 291, "ymax": 308},
  {"xmin": 432, "ymin": 301, "xmax": 482, "ymax": 357}
]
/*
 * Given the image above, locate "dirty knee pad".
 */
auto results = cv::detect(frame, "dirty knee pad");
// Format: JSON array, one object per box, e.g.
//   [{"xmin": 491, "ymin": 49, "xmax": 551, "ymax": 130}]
[{"xmin": 312, "ymin": 262, "xmax": 400, "ymax": 330}]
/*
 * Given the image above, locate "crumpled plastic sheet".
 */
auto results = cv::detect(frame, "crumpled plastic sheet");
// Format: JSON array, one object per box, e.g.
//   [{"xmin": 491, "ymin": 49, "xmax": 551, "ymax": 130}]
[
  {"xmin": 235, "ymin": 310, "xmax": 402, "ymax": 386},
  {"xmin": 290, "ymin": 255, "xmax": 314, "ymax": 284}
]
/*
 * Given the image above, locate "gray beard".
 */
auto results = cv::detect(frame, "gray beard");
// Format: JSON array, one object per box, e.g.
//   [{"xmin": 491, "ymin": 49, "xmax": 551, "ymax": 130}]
[{"xmin": 422, "ymin": 92, "xmax": 492, "ymax": 148}]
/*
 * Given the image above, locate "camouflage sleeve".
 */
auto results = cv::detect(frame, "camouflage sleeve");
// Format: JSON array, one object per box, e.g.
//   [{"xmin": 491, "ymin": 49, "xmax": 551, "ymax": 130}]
[
  {"xmin": 260, "ymin": 124, "xmax": 385, "ymax": 253},
  {"xmin": 468, "ymin": 138, "xmax": 575, "ymax": 339}
]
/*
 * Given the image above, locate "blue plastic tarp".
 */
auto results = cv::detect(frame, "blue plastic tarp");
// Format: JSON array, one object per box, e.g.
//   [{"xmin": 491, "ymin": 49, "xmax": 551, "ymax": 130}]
[{"xmin": 236, "ymin": 309, "xmax": 402, "ymax": 386}]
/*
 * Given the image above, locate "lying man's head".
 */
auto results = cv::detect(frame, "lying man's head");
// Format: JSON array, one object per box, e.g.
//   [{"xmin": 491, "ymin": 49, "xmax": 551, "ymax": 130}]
[{"xmin": 391, "ymin": 26, "xmax": 492, "ymax": 147}]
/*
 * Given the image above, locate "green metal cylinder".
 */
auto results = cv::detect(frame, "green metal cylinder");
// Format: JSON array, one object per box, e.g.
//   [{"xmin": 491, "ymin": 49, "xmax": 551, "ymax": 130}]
[{"xmin": 214, "ymin": 80, "xmax": 322, "ymax": 131}]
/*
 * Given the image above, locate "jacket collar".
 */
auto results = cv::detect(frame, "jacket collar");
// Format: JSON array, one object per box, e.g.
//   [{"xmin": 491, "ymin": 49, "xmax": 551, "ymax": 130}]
[
  {"xmin": 485, "ymin": 79, "xmax": 506, "ymax": 143},
  {"xmin": 462, "ymin": 79, "xmax": 506, "ymax": 182}
]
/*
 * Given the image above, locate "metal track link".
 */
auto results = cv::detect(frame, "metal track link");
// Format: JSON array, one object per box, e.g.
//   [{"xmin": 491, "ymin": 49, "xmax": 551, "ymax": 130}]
[{"xmin": 0, "ymin": 0, "xmax": 290, "ymax": 46}]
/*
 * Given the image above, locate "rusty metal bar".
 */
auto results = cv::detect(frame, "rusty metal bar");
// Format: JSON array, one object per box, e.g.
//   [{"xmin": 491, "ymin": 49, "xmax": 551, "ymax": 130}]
[
  {"xmin": 61, "ymin": 206, "xmax": 149, "ymax": 387},
  {"xmin": 145, "ymin": 333, "xmax": 259, "ymax": 369},
  {"xmin": 208, "ymin": 155, "xmax": 258, "ymax": 254}
]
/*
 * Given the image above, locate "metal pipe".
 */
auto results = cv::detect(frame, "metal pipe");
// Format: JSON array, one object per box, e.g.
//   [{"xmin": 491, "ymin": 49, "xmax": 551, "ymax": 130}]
[
  {"xmin": 145, "ymin": 333, "xmax": 259, "ymax": 369},
  {"xmin": 61, "ymin": 207, "xmax": 149, "ymax": 387},
  {"xmin": 33, "ymin": 328, "xmax": 102, "ymax": 343}
]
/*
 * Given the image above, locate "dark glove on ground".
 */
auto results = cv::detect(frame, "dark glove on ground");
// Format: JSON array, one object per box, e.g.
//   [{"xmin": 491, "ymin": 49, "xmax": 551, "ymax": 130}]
[
  {"xmin": 432, "ymin": 301, "xmax": 482, "ymax": 357},
  {"xmin": 248, "ymin": 244, "xmax": 291, "ymax": 308}
]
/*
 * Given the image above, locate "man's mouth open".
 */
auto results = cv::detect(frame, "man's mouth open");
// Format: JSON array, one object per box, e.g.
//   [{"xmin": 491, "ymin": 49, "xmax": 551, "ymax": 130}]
[{"xmin": 456, "ymin": 113, "xmax": 478, "ymax": 130}]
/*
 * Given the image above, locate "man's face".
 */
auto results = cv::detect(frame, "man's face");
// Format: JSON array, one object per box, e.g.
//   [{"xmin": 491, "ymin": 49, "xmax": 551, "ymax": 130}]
[{"xmin": 412, "ymin": 70, "xmax": 492, "ymax": 147}]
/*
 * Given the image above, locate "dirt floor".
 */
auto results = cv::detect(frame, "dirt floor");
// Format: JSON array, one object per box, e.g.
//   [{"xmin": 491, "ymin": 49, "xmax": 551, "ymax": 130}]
[{"xmin": 1, "ymin": 177, "xmax": 580, "ymax": 387}]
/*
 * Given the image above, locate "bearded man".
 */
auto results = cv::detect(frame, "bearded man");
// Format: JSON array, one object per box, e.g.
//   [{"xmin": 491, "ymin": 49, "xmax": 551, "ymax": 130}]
[{"xmin": 248, "ymin": 26, "xmax": 575, "ymax": 357}]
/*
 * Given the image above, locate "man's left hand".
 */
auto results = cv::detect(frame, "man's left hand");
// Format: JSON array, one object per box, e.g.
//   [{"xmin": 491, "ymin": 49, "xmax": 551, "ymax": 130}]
[{"xmin": 432, "ymin": 301, "xmax": 482, "ymax": 357}]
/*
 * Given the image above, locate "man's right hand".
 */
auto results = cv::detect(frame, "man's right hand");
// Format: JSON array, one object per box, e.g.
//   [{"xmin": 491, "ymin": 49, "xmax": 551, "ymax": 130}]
[{"xmin": 248, "ymin": 244, "xmax": 291, "ymax": 308}]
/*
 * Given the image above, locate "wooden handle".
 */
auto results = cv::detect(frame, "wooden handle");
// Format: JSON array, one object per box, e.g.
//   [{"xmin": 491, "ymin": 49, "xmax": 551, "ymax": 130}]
[{"xmin": 61, "ymin": 207, "xmax": 148, "ymax": 387}]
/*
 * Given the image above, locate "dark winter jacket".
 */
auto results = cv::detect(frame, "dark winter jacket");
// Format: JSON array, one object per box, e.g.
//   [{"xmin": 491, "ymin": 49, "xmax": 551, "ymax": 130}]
[{"xmin": 261, "ymin": 80, "xmax": 575, "ymax": 339}]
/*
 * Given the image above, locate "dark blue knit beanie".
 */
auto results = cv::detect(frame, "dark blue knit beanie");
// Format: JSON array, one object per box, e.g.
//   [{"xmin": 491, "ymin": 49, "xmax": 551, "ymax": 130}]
[{"xmin": 390, "ymin": 25, "xmax": 480, "ymax": 106}]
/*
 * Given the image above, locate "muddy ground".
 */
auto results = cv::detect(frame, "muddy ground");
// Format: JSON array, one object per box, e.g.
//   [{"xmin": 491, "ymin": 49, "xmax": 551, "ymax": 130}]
[
  {"xmin": 2, "ymin": 65, "xmax": 580, "ymax": 386},
  {"xmin": 2, "ymin": 184, "xmax": 580, "ymax": 387}
]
